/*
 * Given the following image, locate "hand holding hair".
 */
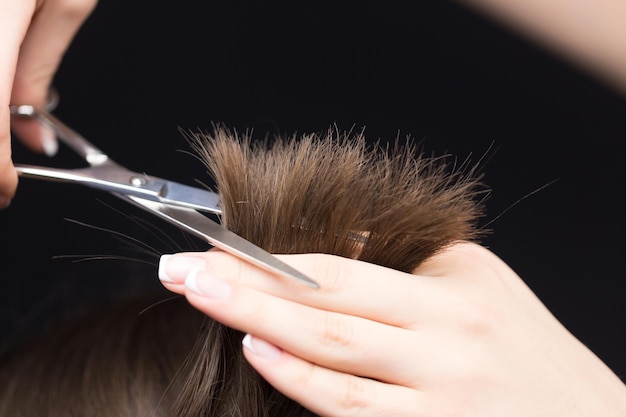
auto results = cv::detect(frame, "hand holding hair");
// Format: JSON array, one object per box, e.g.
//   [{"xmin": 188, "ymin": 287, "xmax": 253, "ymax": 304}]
[
  {"xmin": 160, "ymin": 245, "xmax": 626, "ymax": 417},
  {"xmin": 0, "ymin": 0, "xmax": 96, "ymax": 206},
  {"xmin": 158, "ymin": 128, "xmax": 626, "ymax": 416}
]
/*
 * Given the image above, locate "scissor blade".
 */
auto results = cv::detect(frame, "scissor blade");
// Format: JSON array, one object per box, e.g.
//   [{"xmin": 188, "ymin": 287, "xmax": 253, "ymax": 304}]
[
  {"xmin": 123, "ymin": 195, "xmax": 319, "ymax": 289},
  {"xmin": 16, "ymin": 163, "xmax": 223, "ymax": 215},
  {"xmin": 158, "ymin": 180, "xmax": 222, "ymax": 215}
]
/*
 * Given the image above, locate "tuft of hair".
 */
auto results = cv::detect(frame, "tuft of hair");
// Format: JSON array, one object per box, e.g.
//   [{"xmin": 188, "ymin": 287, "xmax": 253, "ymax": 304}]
[{"xmin": 188, "ymin": 125, "xmax": 486, "ymax": 272}]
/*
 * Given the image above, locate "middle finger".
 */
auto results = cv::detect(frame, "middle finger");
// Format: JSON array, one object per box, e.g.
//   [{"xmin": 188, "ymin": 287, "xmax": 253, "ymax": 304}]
[{"xmin": 183, "ymin": 269, "xmax": 424, "ymax": 385}]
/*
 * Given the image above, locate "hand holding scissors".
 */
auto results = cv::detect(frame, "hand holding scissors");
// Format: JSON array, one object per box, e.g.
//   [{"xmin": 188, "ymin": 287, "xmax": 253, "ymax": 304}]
[
  {"xmin": 10, "ymin": 103, "xmax": 318, "ymax": 289},
  {"xmin": 1, "ymin": 0, "xmax": 97, "ymax": 206}
]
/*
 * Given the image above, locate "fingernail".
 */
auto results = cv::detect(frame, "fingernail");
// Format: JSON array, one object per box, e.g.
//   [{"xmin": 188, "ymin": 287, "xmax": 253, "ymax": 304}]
[
  {"xmin": 242, "ymin": 334, "xmax": 282, "ymax": 360},
  {"xmin": 41, "ymin": 127, "xmax": 58, "ymax": 157},
  {"xmin": 158, "ymin": 254, "xmax": 206, "ymax": 283},
  {"xmin": 0, "ymin": 196, "xmax": 11, "ymax": 209},
  {"xmin": 185, "ymin": 269, "xmax": 231, "ymax": 299}
]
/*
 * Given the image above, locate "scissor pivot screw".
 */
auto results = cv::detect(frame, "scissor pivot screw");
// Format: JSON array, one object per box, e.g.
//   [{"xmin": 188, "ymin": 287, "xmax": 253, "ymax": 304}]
[{"xmin": 130, "ymin": 176, "xmax": 147, "ymax": 187}]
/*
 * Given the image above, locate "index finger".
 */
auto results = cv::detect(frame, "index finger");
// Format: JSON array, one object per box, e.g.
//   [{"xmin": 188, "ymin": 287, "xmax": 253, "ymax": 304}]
[{"xmin": 160, "ymin": 251, "xmax": 444, "ymax": 328}]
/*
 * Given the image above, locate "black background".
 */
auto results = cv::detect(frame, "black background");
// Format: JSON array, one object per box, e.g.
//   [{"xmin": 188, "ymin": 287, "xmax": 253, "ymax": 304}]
[{"xmin": 1, "ymin": 1, "xmax": 625, "ymax": 377}]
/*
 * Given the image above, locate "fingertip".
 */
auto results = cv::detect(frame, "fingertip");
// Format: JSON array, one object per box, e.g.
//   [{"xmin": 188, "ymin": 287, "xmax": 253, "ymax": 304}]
[
  {"xmin": 158, "ymin": 254, "xmax": 186, "ymax": 294},
  {"xmin": 242, "ymin": 334, "xmax": 283, "ymax": 361},
  {"xmin": 10, "ymin": 117, "xmax": 57, "ymax": 156},
  {"xmin": 158, "ymin": 254, "xmax": 175, "ymax": 283},
  {"xmin": 0, "ymin": 195, "xmax": 11, "ymax": 209},
  {"xmin": 184, "ymin": 269, "xmax": 232, "ymax": 300},
  {"xmin": 0, "ymin": 158, "xmax": 18, "ymax": 209},
  {"xmin": 40, "ymin": 126, "xmax": 58, "ymax": 156},
  {"xmin": 158, "ymin": 253, "xmax": 207, "ymax": 285}
]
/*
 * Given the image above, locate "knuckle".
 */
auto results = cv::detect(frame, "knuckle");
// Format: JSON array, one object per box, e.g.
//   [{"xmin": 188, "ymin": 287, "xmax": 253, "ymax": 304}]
[
  {"xmin": 307, "ymin": 253, "xmax": 349, "ymax": 292},
  {"xmin": 452, "ymin": 242, "xmax": 505, "ymax": 275},
  {"xmin": 317, "ymin": 310, "xmax": 354, "ymax": 349},
  {"xmin": 454, "ymin": 297, "xmax": 501, "ymax": 336},
  {"xmin": 335, "ymin": 375, "xmax": 370, "ymax": 414},
  {"xmin": 283, "ymin": 253, "xmax": 360, "ymax": 293}
]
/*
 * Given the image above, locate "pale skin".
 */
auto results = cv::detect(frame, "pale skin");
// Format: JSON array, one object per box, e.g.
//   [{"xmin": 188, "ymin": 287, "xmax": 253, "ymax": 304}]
[
  {"xmin": 0, "ymin": 0, "xmax": 96, "ymax": 207},
  {"xmin": 158, "ymin": 243, "xmax": 626, "ymax": 416},
  {"xmin": 455, "ymin": 0, "xmax": 626, "ymax": 95}
]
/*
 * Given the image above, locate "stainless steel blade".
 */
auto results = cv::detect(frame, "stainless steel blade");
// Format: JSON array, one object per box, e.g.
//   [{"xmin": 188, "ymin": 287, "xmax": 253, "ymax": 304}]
[{"xmin": 122, "ymin": 194, "xmax": 319, "ymax": 289}]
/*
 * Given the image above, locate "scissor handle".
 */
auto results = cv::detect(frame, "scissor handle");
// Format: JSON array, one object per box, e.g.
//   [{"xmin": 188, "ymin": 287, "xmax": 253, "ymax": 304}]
[{"xmin": 10, "ymin": 105, "xmax": 109, "ymax": 166}]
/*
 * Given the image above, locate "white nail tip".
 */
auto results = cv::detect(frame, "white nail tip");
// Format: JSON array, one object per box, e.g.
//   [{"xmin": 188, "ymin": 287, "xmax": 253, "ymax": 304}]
[
  {"xmin": 242, "ymin": 334, "xmax": 254, "ymax": 352},
  {"xmin": 41, "ymin": 133, "xmax": 58, "ymax": 157},
  {"xmin": 158, "ymin": 254, "xmax": 174, "ymax": 282}
]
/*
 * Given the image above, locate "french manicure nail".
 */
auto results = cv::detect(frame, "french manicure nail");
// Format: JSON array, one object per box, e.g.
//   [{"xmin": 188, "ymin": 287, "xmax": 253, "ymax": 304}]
[
  {"xmin": 185, "ymin": 269, "xmax": 231, "ymax": 299},
  {"xmin": 41, "ymin": 128, "xmax": 58, "ymax": 157},
  {"xmin": 242, "ymin": 334, "xmax": 282, "ymax": 360},
  {"xmin": 158, "ymin": 254, "xmax": 206, "ymax": 283}
]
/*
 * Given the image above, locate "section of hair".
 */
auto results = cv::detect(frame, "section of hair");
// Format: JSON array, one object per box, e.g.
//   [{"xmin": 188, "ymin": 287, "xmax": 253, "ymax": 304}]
[
  {"xmin": 0, "ymin": 297, "xmax": 205, "ymax": 417},
  {"xmin": 190, "ymin": 126, "xmax": 486, "ymax": 272},
  {"xmin": 166, "ymin": 323, "xmax": 312, "ymax": 417},
  {"xmin": 161, "ymin": 126, "xmax": 487, "ymax": 417},
  {"xmin": 0, "ymin": 297, "xmax": 306, "ymax": 417}
]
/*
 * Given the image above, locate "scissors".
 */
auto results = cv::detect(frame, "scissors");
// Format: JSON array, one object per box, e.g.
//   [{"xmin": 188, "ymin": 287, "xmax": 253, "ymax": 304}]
[{"xmin": 9, "ymin": 104, "xmax": 319, "ymax": 289}]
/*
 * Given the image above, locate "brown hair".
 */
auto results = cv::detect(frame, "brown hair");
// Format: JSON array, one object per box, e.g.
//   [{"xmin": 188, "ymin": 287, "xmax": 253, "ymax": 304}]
[
  {"xmin": 192, "ymin": 126, "xmax": 484, "ymax": 271},
  {"xmin": 0, "ymin": 297, "xmax": 205, "ymax": 417},
  {"xmin": 0, "ymin": 126, "xmax": 486, "ymax": 416}
]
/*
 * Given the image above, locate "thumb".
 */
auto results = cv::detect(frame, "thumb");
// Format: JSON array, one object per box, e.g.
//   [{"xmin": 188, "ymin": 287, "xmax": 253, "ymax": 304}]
[{"xmin": 0, "ymin": 106, "xmax": 18, "ymax": 206}]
